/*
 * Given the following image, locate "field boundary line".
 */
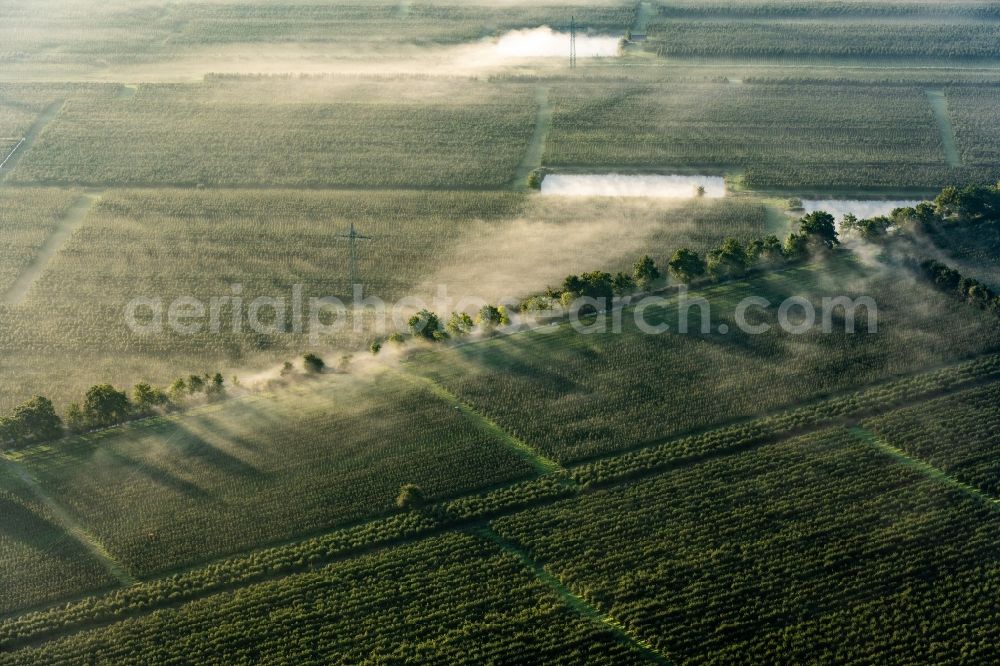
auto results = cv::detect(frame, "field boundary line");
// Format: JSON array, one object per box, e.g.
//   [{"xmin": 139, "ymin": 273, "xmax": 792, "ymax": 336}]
[
  {"xmin": 392, "ymin": 368, "xmax": 564, "ymax": 475},
  {"xmin": 471, "ymin": 524, "xmax": 672, "ymax": 665},
  {"xmin": 2, "ymin": 190, "xmax": 103, "ymax": 306},
  {"xmin": 510, "ymin": 85, "xmax": 552, "ymax": 190},
  {"xmin": 926, "ymin": 89, "xmax": 962, "ymax": 167},
  {"xmin": 0, "ymin": 456, "xmax": 134, "ymax": 586},
  {"xmin": 0, "ymin": 137, "xmax": 25, "ymax": 170},
  {"xmin": 0, "ymin": 100, "xmax": 64, "ymax": 182},
  {"xmin": 4, "ymin": 357, "xmax": 998, "ymax": 644},
  {"xmin": 850, "ymin": 427, "xmax": 1000, "ymax": 506}
]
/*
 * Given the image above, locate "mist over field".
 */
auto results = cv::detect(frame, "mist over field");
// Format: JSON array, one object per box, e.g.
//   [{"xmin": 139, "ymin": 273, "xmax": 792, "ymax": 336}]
[{"xmin": 1, "ymin": 1, "xmax": 1000, "ymax": 663}]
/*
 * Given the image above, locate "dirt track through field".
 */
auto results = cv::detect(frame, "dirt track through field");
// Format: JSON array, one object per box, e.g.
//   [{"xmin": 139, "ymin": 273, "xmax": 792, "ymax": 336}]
[
  {"xmin": 2, "ymin": 190, "xmax": 102, "ymax": 306},
  {"xmin": 850, "ymin": 426, "xmax": 999, "ymax": 506},
  {"xmin": 471, "ymin": 525, "xmax": 672, "ymax": 665},
  {"xmin": 926, "ymin": 89, "xmax": 962, "ymax": 167},
  {"xmin": 0, "ymin": 456, "xmax": 134, "ymax": 585},
  {"xmin": 511, "ymin": 86, "xmax": 552, "ymax": 190},
  {"xmin": 0, "ymin": 100, "xmax": 64, "ymax": 181}
]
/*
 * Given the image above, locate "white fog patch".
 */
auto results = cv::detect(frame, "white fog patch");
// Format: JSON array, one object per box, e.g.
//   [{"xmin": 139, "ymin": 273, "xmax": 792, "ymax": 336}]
[
  {"xmin": 488, "ymin": 26, "xmax": 620, "ymax": 59},
  {"xmin": 444, "ymin": 27, "xmax": 621, "ymax": 69},
  {"xmin": 802, "ymin": 199, "xmax": 923, "ymax": 222},
  {"xmin": 541, "ymin": 174, "xmax": 726, "ymax": 199}
]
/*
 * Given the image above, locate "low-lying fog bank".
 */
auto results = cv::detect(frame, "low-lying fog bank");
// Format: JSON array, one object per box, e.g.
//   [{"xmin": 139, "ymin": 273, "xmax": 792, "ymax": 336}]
[
  {"xmin": 541, "ymin": 174, "xmax": 726, "ymax": 198},
  {"xmin": 802, "ymin": 199, "xmax": 924, "ymax": 222}
]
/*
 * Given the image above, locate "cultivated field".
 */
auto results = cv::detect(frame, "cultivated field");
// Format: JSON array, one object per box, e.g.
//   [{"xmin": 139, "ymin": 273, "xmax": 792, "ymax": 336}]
[
  {"xmin": 411, "ymin": 257, "xmax": 1000, "ymax": 462},
  {"xmin": 0, "ymin": 0, "xmax": 998, "ymax": 662}
]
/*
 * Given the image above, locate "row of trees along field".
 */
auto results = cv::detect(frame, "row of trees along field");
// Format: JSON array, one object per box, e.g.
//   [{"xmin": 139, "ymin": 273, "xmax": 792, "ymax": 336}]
[
  {"xmin": 0, "ymin": 374, "xmax": 220, "ymax": 449},
  {"xmin": 385, "ymin": 211, "xmax": 842, "ymax": 349},
  {"xmin": 0, "ymin": 351, "xmax": 337, "ymax": 449}
]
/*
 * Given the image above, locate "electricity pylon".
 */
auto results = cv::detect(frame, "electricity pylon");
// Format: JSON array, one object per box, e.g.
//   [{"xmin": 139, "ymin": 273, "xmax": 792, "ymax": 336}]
[{"xmin": 335, "ymin": 223, "xmax": 372, "ymax": 290}]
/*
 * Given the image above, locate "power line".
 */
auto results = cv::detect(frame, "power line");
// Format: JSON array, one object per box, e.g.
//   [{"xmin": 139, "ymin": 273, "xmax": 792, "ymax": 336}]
[{"xmin": 570, "ymin": 16, "xmax": 577, "ymax": 69}]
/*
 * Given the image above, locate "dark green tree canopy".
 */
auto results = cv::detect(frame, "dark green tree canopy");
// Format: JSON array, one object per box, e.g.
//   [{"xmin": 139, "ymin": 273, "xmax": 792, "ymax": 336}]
[
  {"xmin": 84, "ymin": 385, "xmax": 131, "ymax": 428},
  {"xmin": 668, "ymin": 248, "xmax": 707, "ymax": 284},
  {"xmin": 1, "ymin": 396, "xmax": 63, "ymax": 446},
  {"xmin": 707, "ymin": 237, "xmax": 750, "ymax": 280},
  {"xmin": 303, "ymin": 353, "xmax": 326, "ymax": 374},
  {"xmin": 396, "ymin": 483, "xmax": 426, "ymax": 511},
  {"xmin": 797, "ymin": 211, "xmax": 840, "ymax": 248},
  {"xmin": 633, "ymin": 255, "xmax": 661, "ymax": 288},
  {"xmin": 408, "ymin": 309, "xmax": 443, "ymax": 340}
]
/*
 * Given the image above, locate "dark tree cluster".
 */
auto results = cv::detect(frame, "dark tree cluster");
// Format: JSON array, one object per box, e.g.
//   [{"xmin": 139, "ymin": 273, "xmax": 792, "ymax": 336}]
[
  {"xmin": 911, "ymin": 259, "xmax": 1000, "ymax": 315},
  {"xmin": 1, "ymin": 372, "xmax": 228, "ymax": 450}
]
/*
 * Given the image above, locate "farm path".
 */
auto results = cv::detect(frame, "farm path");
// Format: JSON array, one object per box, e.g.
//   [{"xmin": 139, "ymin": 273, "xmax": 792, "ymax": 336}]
[
  {"xmin": 3, "ymin": 190, "xmax": 103, "ymax": 306},
  {"xmin": 391, "ymin": 368, "xmax": 563, "ymax": 475},
  {"xmin": 0, "ymin": 100, "xmax": 64, "ymax": 182},
  {"xmin": 2, "ymin": 360, "xmax": 994, "ymax": 648},
  {"xmin": 0, "ymin": 455, "xmax": 134, "ymax": 585},
  {"xmin": 925, "ymin": 90, "xmax": 962, "ymax": 167},
  {"xmin": 632, "ymin": 2, "xmax": 655, "ymax": 35},
  {"xmin": 850, "ymin": 426, "xmax": 999, "ymax": 507},
  {"xmin": 511, "ymin": 86, "xmax": 552, "ymax": 190},
  {"xmin": 471, "ymin": 524, "xmax": 672, "ymax": 665}
]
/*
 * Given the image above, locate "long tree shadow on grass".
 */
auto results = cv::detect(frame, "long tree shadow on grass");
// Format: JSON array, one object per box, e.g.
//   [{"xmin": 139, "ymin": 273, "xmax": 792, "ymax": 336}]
[{"xmin": 0, "ymin": 494, "xmax": 80, "ymax": 556}]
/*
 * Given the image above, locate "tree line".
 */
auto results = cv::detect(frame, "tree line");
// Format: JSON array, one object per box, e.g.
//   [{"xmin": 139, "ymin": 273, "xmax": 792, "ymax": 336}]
[
  {"xmin": 1, "ymin": 373, "xmax": 224, "ymax": 450},
  {"xmin": 371, "ymin": 210, "xmax": 841, "ymax": 351}
]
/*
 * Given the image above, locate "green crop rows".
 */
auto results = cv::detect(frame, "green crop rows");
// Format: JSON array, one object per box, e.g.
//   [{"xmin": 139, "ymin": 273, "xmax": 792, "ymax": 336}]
[
  {"xmin": 542, "ymin": 78, "xmax": 995, "ymax": 190},
  {"xmin": 412, "ymin": 258, "xmax": 1000, "ymax": 463},
  {"xmin": 9, "ymin": 79, "xmax": 537, "ymax": 188},
  {"xmin": 0, "ymin": 464, "xmax": 117, "ymax": 616},
  {"xmin": 0, "ymin": 532, "xmax": 650, "ymax": 665},
  {"xmin": 0, "ymin": 188, "xmax": 79, "ymax": 296},
  {"xmin": 6, "ymin": 371, "xmax": 536, "ymax": 578},
  {"xmin": 493, "ymin": 428, "xmax": 1000, "ymax": 663},
  {"xmin": 863, "ymin": 380, "xmax": 1000, "ymax": 497},
  {"xmin": 647, "ymin": 21, "xmax": 1000, "ymax": 60}
]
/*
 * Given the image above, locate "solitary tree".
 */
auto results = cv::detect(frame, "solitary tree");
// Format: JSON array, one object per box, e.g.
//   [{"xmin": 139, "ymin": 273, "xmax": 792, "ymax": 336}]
[
  {"xmin": 133, "ymin": 383, "xmax": 168, "ymax": 412},
  {"xmin": 707, "ymin": 238, "xmax": 749, "ymax": 281},
  {"xmin": 446, "ymin": 312, "xmax": 474, "ymax": 336},
  {"xmin": 611, "ymin": 271, "xmax": 635, "ymax": 294},
  {"xmin": 746, "ymin": 235, "xmax": 785, "ymax": 266},
  {"xmin": 396, "ymin": 483, "xmax": 426, "ymax": 511},
  {"xmin": 205, "ymin": 373, "xmax": 225, "ymax": 399},
  {"xmin": 476, "ymin": 304, "xmax": 503, "ymax": 328},
  {"xmin": 668, "ymin": 248, "xmax": 706, "ymax": 284},
  {"xmin": 303, "ymin": 353, "xmax": 326, "ymax": 374},
  {"xmin": 783, "ymin": 232, "xmax": 810, "ymax": 260},
  {"xmin": 168, "ymin": 378, "xmax": 187, "ymax": 402},
  {"xmin": 187, "ymin": 374, "xmax": 205, "ymax": 394}
]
